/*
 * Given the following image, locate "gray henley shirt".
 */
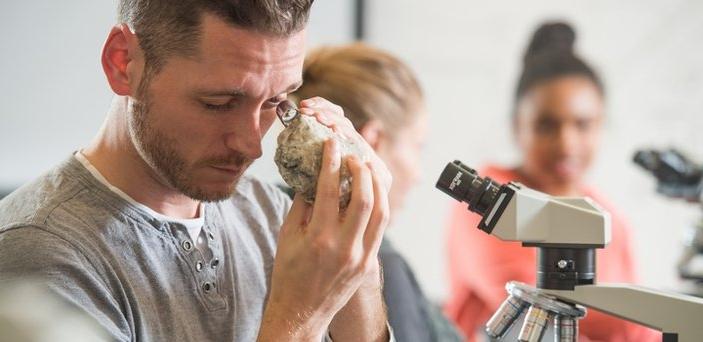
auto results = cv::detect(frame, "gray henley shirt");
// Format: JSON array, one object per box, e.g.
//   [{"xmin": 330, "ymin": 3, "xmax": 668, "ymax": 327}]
[{"xmin": 0, "ymin": 155, "xmax": 291, "ymax": 341}]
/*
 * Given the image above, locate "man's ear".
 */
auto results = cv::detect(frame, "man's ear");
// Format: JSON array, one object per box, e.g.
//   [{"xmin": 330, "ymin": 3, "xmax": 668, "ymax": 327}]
[
  {"xmin": 358, "ymin": 119, "xmax": 385, "ymax": 152},
  {"xmin": 101, "ymin": 24, "xmax": 142, "ymax": 96}
]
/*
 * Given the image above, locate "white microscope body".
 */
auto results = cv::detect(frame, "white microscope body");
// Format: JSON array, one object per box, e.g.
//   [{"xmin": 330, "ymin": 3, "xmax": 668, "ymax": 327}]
[{"xmin": 436, "ymin": 160, "xmax": 703, "ymax": 342}]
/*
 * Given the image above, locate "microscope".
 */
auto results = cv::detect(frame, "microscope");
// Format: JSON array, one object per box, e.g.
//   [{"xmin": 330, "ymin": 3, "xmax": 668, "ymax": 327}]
[
  {"xmin": 436, "ymin": 160, "xmax": 703, "ymax": 342},
  {"xmin": 634, "ymin": 149, "xmax": 703, "ymax": 296}
]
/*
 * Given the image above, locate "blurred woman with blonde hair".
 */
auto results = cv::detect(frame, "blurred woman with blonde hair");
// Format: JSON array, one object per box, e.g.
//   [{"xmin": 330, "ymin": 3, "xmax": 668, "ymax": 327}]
[{"xmin": 293, "ymin": 43, "xmax": 463, "ymax": 342}]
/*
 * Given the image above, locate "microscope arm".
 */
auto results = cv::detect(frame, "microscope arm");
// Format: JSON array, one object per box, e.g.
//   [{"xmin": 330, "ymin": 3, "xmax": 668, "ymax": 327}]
[{"xmin": 544, "ymin": 284, "xmax": 703, "ymax": 342}]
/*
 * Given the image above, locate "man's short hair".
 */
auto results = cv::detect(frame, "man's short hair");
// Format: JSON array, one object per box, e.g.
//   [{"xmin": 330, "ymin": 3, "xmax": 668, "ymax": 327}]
[{"xmin": 118, "ymin": 0, "xmax": 314, "ymax": 73}]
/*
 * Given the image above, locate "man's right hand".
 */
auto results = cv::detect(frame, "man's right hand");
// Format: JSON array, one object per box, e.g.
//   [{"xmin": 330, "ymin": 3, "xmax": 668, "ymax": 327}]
[{"xmin": 258, "ymin": 138, "xmax": 387, "ymax": 341}]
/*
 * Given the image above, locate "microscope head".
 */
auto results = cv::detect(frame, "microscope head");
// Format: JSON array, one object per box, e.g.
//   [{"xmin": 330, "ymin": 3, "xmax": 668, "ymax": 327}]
[
  {"xmin": 437, "ymin": 160, "xmax": 611, "ymax": 289},
  {"xmin": 634, "ymin": 148, "xmax": 703, "ymax": 202},
  {"xmin": 634, "ymin": 149, "xmax": 702, "ymax": 185},
  {"xmin": 437, "ymin": 160, "xmax": 611, "ymax": 246}
]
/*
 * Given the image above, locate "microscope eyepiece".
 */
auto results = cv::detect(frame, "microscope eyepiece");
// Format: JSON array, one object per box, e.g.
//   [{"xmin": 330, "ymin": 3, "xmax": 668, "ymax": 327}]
[
  {"xmin": 436, "ymin": 160, "xmax": 502, "ymax": 216},
  {"xmin": 633, "ymin": 149, "xmax": 703, "ymax": 185},
  {"xmin": 634, "ymin": 149, "xmax": 703, "ymax": 202},
  {"xmin": 436, "ymin": 160, "xmax": 516, "ymax": 234}
]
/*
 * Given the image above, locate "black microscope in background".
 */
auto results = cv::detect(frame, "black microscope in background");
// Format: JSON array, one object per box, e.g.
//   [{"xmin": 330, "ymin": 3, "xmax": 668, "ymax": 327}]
[{"xmin": 634, "ymin": 148, "xmax": 703, "ymax": 296}]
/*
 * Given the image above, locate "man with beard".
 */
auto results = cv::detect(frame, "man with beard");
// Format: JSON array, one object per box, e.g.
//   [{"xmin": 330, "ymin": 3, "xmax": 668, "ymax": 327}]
[{"xmin": 0, "ymin": 1, "xmax": 392, "ymax": 341}]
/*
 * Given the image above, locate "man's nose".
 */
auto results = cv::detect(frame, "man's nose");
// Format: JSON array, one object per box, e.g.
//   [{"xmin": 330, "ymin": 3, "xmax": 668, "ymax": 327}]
[{"xmin": 224, "ymin": 107, "xmax": 264, "ymax": 160}]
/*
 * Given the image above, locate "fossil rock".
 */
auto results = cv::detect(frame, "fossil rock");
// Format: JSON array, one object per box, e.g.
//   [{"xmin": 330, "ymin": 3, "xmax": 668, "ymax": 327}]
[{"xmin": 275, "ymin": 112, "xmax": 366, "ymax": 208}]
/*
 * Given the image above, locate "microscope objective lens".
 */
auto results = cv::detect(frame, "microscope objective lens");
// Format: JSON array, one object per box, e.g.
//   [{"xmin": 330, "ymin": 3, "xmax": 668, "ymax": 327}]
[
  {"xmin": 554, "ymin": 315, "xmax": 578, "ymax": 342},
  {"xmin": 485, "ymin": 295, "xmax": 528, "ymax": 338},
  {"xmin": 518, "ymin": 305, "xmax": 551, "ymax": 342}
]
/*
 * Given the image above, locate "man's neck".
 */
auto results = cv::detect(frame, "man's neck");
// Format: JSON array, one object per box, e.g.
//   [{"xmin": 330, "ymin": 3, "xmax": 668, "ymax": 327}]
[{"xmin": 82, "ymin": 96, "xmax": 200, "ymax": 219}]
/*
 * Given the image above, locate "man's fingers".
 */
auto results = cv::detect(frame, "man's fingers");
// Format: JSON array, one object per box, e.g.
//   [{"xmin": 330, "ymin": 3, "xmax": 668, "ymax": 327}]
[
  {"xmin": 299, "ymin": 97, "xmax": 355, "ymax": 135},
  {"xmin": 311, "ymin": 139, "xmax": 341, "ymax": 226},
  {"xmin": 367, "ymin": 157, "xmax": 393, "ymax": 191},
  {"xmin": 300, "ymin": 97, "xmax": 344, "ymax": 117},
  {"xmin": 287, "ymin": 194, "xmax": 312, "ymax": 227},
  {"xmin": 363, "ymin": 161, "xmax": 390, "ymax": 254},
  {"xmin": 342, "ymin": 155, "xmax": 374, "ymax": 244},
  {"xmin": 301, "ymin": 108, "xmax": 355, "ymax": 137}
]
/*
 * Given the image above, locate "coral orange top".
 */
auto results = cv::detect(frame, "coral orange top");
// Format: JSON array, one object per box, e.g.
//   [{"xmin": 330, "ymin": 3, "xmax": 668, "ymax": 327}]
[{"xmin": 444, "ymin": 165, "xmax": 659, "ymax": 341}]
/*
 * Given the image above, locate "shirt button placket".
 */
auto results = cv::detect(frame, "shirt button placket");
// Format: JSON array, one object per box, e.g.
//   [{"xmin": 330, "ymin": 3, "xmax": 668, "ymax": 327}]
[
  {"xmin": 202, "ymin": 282, "xmax": 215, "ymax": 293},
  {"xmin": 181, "ymin": 240, "xmax": 193, "ymax": 252}
]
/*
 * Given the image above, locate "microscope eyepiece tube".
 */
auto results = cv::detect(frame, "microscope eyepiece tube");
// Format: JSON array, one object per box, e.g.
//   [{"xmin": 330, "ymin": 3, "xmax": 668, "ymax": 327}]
[
  {"xmin": 554, "ymin": 315, "xmax": 578, "ymax": 342},
  {"xmin": 436, "ymin": 160, "xmax": 502, "ymax": 216},
  {"xmin": 633, "ymin": 149, "xmax": 703, "ymax": 185},
  {"xmin": 485, "ymin": 295, "xmax": 529, "ymax": 338},
  {"xmin": 518, "ymin": 305, "xmax": 551, "ymax": 342}
]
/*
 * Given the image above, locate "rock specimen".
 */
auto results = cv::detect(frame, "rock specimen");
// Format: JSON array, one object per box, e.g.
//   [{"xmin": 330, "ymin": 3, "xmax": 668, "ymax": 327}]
[{"xmin": 274, "ymin": 103, "xmax": 366, "ymax": 208}]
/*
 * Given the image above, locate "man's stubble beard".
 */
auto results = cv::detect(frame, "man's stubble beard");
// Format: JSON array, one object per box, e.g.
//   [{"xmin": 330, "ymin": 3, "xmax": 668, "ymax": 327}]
[{"xmin": 127, "ymin": 86, "xmax": 250, "ymax": 202}]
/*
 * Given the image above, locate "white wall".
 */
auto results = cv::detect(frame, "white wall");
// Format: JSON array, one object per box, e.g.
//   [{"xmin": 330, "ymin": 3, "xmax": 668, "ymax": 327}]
[
  {"xmin": 0, "ymin": 2, "xmax": 115, "ymax": 188},
  {"xmin": 3, "ymin": 0, "xmax": 703, "ymax": 306},
  {"xmin": 365, "ymin": 0, "xmax": 703, "ymax": 300}
]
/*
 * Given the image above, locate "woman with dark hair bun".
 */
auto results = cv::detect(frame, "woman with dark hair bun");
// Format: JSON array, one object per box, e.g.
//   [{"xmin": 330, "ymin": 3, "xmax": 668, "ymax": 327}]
[{"xmin": 445, "ymin": 22, "xmax": 658, "ymax": 341}]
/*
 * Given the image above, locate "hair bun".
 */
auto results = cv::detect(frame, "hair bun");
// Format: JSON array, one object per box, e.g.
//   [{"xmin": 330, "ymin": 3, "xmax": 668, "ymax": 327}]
[{"xmin": 524, "ymin": 21, "xmax": 576, "ymax": 64}]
